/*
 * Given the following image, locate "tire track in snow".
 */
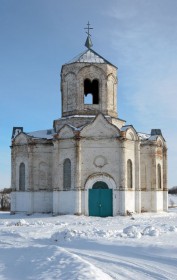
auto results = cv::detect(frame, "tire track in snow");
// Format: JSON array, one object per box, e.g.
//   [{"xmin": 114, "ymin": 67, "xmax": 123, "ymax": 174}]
[
  {"xmin": 54, "ymin": 246, "xmax": 113, "ymax": 280},
  {"xmin": 65, "ymin": 248, "xmax": 177, "ymax": 280}
]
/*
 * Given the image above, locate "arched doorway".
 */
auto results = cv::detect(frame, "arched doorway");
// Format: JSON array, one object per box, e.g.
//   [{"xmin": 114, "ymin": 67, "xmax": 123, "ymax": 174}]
[{"xmin": 89, "ymin": 181, "xmax": 113, "ymax": 217}]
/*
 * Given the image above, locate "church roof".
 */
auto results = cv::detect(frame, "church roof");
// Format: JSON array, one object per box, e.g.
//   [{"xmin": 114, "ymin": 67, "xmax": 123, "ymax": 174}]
[
  {"xmin": 66, "ymin": 49, "xmax": 117, "ymax": 68},
  {"xmin": 138, "ymin": 132, "xmax": 150, "ymax": 140},
  {"xmin": 27, "ymin": 129, "xmax": 55, "ymax": 140},
  {"xmin": 138, "ymin": 131, "xmax": 166, "ymax": 142}
]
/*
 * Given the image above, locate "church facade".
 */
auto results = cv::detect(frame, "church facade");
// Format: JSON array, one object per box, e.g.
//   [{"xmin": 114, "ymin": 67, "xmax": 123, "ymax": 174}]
[{"xmin": 11, "ymin": 35, "xmax": 168, "ymax": 216}]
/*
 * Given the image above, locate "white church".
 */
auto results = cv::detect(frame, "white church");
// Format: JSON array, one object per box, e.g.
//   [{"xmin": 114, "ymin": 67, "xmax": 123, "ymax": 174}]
[{"xmin": 11, "ymin": 25, "xmax": 168, "ymax": 216}]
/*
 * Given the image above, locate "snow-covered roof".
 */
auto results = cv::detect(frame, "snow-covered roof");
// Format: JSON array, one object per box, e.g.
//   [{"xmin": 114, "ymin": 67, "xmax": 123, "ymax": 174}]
[
  {"xmin": 27, "ymin": 129, "xmax": 55, "ymax": 140},
  {"xmin": 120, "ymin": 125, "xmax": 133, "ymax": 132},
  {"xmin": 138, "ymin": 133, "xmax": 163, "ymax": 142},
  {"xmin": 61, "ymin": 115, "xmax": 96, "ymax": 120},
  {"xmin": 138, "ymin": 132, "xmax": 150, "ymax": 140},
  {"xmin": 60, "ymin": 115, "xmax": 112, "ymax": 120},
  {"xmin": 66, "ymin": 49, "xmax": 117, "ymax": 68},
  {"xmin": 67, "ymin": 124, "xmax": 83, "ymax": 131}
]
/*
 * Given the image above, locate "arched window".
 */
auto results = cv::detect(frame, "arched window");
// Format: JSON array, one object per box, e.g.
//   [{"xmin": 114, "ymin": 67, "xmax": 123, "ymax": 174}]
[
  {"xmin": 84, "ymin": 79, "xmax": 99, "ymax": 104},
  {"xmin": 157, "ymin": 164, "xmax": 162, "ymax": 189},
  {"xmin": 63, "ymin": 159, "xmax": 71, "ymax": 190},
  {"xmin": 127, "ymin": 159, "xmax": 133, "ymax": 188},
  {"xmin": 19, "ymin": 163, "xmax": 25, "ymax": 191},
  {"xmin": 92, "ymin": 181, "xmax": 109, "ymax": 189}
]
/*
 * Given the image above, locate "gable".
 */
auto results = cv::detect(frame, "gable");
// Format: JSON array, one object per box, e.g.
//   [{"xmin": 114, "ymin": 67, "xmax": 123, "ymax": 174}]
[
  {"xmin": 80, "ymin": 114, "xmax": 120, "ymax": 138},
  {"xmin": 57, "ymin": 125, "xmax": 75, "ymax": 139},
  {"xmin": 121, "ymin": 126, "xmax": 138, "ymax": 141},
  {"xmin": 13, "ymin": 133, "xmax": 28, "ymax": 145},
  {"xmin": 126, "ymin": 127, "xmax": 138, "ymax": 141},
  {"xmin": 150, "ymin": 135, "xmax": 166, "ymax": 147}
]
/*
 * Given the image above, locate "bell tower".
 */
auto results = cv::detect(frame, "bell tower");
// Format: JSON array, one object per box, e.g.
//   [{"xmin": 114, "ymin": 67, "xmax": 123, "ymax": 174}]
[{"xmin": 60, "ymin": 23, "xmax": 118, "ymax": 118}]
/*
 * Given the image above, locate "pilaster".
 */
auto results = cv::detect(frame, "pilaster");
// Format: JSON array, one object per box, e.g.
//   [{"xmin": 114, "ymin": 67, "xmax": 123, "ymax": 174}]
[
  {"xmin": 75, "ymin": 136, "xmax": 81, "ymax": 214},
  {"xmin": 135, "ymin": 141, "xmax": 141, "ymax": 213},
  {"xmin": 52, "ymin": 140, "xmax": 60, "ymax": 190},
  {"xmin": 120, "ymin": 140, "xmax": 126, "ymax": 189},
  {"xmin": 28, "ymin": 145, "xmax": 33, "ymax": 191}
]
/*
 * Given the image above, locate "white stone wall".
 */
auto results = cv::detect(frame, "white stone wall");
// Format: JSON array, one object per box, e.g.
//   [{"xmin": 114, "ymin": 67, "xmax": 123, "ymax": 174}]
[
  {"xmin": 141, "ymin": 191, "xmax": 152, "ymax": 212},
  {"xmin": 11, "ymin": 191, "xmax": 53, "ymax": 213},
  {"xmin": 155, "ymin": 191, "xmax": 164, "ymax": 211},
  {"xmin": 141, "ymin": 190, "xmax": 166, "ymax": 212},
  {"xmin": 140, "ymin": 137, "xmax": 168, "ymax": 213},
  {"xmin": 12, "ymin": 141, "xmax": 53, "ymax": 192},
  {"xmin": 29, "ymin": 144, "xmax": 53, "ymax": 191},
  {"xmin": 11, "ymin": 118, "xmax": 168, "ymax": 215},
  {"xmin": 33, "ymin": 192, "xmax": 53, "ymax": 213},
  {"xmin": 53, "ymin": 138, "xmax": 76, "ymax": 190},
  {"xmin": 53, "ymin": 190, "xmax": 78, "ymax": 215},
  {"xmin": 80, "ymin": 137, "xmax": 121, "ymax": 190}
]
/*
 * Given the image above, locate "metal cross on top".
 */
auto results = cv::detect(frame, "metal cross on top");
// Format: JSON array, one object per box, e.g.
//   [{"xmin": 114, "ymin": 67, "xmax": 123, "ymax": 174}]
[
  {"xmin": 84, "ymin": 21, "xmax": 93, "ymax": 37},
  {"xmin": 84, "ymin": 21, "xmax": 93, "ymax": 49}
]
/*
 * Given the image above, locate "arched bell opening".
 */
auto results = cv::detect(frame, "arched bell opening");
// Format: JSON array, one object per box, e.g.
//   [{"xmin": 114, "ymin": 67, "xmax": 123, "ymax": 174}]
[{"xmin": 84, "ymin": 79, "xmax": 99, "ymax": 104}]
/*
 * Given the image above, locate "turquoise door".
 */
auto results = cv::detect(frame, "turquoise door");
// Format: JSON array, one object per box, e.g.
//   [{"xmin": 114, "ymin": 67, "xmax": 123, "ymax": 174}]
[{"xmin": 89, "ymin": 181, "xmax": 113, "ymax": 217}]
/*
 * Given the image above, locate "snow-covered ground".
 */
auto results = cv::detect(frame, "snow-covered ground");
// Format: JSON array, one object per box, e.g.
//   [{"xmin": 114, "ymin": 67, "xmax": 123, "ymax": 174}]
[{"xmin": 0, "ymin": 197, "xmax": 177, "ymax": 279}]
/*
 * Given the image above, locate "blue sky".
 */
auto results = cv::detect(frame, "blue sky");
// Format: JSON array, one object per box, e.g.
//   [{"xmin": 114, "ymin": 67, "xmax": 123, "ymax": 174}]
[{"xmin": 0, "ymin": 0, "xmax": 177, "ymax": 188}]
